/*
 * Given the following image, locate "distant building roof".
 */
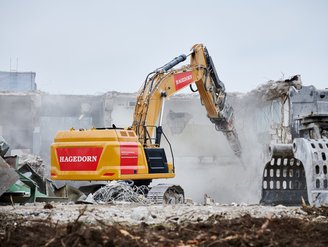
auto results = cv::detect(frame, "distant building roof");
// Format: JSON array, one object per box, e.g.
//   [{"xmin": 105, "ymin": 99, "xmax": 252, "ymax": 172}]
[{"xmin": 0, "ymin": 71, "xmax": 37, "ymax": 92}]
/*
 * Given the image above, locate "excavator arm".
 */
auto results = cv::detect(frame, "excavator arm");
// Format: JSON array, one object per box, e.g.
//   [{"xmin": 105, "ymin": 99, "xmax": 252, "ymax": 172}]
[{"xmin": 131, "ymin": 44, "xmax": 242, "ymax": 157}]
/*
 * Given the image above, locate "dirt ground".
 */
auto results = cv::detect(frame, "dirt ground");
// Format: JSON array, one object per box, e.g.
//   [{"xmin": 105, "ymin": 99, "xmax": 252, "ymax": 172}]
[{"xmin": 1, "ymin": 203, "xmax": 328, "ymax": 247}]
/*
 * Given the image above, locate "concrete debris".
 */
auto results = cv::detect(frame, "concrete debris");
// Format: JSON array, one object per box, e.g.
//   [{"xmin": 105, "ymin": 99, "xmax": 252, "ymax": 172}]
[
  {"xmin": 0, "ymin": 156, "xmax": 19, "ymax": 197},
  {"xmin": 18, "ymin": 154, "xmax": 45, "ymax": 178},
  {"xmin": 18, "ymin": 163, "xmax": 46, "ymax": 193},
  {"xmin": 52, "ymin": 184, "xmax": 85, "ymax": 202},
  {"xmin": 204, "ymin": 193, "xmax": 215, "ymax": 205},
  {"xmin": 0, "ymin": 203, "xmax": 309, "ymax": 225},
  {"xmin": 247, "ymin": 74, "xmax": 302, "ymax": 101},
  {"xmin": 77, "ymin": 193, "xmax": 95, "ymax": 204},
  {"xmin": 0, "ymin": 136, "xmax": 19, "ymax": 197},
  {"xmin": 130, "ymin": 206, "xmax": 151, "ymax": 221},
  {"xmin": 1, "ymin": 205, "xmax": 326, "ymax": 246},
  {"xmin": 0, "ymin": 136, "xmax": 10, "ymax": 157},
  {"xmin": 184, "ymin": 198, "xmax": 194, "ymax": 204},
  {"xmin": 0, "ymin": 75, "xmax": 320, "ymax": 208},
  {"xmin": 1, "ymin": 156, "xmax": 82, "ymax": 204},
  {"xmin": 0, "ymin": 134, "xmax": 84, "ymax": 204}
]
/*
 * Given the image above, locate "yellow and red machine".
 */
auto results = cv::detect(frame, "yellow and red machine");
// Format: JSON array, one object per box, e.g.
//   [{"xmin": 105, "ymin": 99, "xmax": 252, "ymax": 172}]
[
  {"xmin": 50, "ymin": 44, "xmax": 242, "ymax": 202},
  {"xmin": 51, "ymin": 128, "xmax": 175, "ymax": 181}
]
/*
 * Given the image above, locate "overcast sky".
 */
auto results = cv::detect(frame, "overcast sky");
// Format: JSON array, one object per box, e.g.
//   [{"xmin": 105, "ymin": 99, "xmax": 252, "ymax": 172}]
[{"xmin": 0, "ymin": 0, "xmax": 327, "ymax": 94}]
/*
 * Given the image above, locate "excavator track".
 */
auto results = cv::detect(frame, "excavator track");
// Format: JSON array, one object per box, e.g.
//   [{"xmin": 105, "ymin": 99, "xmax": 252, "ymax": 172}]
[{"xmin": 147, "ymin": 184, "xmax": 184, "ymax": 204}]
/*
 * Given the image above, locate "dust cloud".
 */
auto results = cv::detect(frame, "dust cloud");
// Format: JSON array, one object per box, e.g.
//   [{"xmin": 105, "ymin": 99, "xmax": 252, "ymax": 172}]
[
  {"xmin": 157, "ymin": 77, "xmax": 296, "ymax": 204},
  {"xmin": 0, "ymin": 77, "xmax": 294, "ymax": 204},
  {"xmin": 157, "ymin": 95, "xmax": 267, "ymax": 204}
]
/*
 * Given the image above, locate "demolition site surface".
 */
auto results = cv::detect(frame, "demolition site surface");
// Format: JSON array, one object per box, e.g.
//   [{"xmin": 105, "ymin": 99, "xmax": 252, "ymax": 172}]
[
  {"xmin": 1, "ymin": 74, "xmax": 328, "ymax": 246},
  {"xmin": 1, "ymin": 203, "xmax": 328, "ymax": 247}
]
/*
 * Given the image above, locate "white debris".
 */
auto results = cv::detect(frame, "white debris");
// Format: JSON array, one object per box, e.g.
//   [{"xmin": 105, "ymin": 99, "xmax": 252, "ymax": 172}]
[
  {"xmin": 204, "ymin": 194, "xmax": 215, "ymax": 205},
  {"xmin": 184, "ymin": 198, "xmax": 193, "ymax": 204},
  {"xmin": 0, "ymin": 203, "xmax": 308, "ymax": 225},
  {"xmin": 247, "ymin": 75, "xmax": 302, "ymax": 101},
  {"xmin": 275, "ymin": 204, "xmax": 287, "ymax": 208},
  {"xmin": 130, "ymin": 206, "xmax": 150, "ymax": 221},
  {"xmin": 80, "ymin": 193, "xmax": 96, "ymax": 204},
  {"xmin": 18, "ymin": 153, "xmax": 45, "ymax": 178}
]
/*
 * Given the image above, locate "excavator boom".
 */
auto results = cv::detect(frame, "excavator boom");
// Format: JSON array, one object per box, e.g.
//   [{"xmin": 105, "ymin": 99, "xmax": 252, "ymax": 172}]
[{"xmin": 132, "ymin": 44, "xmax": 242, "ymax": 157}]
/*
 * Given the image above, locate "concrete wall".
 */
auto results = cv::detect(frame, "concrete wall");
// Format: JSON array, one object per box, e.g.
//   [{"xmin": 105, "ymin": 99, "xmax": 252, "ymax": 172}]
[
  {"xmin": 0, "ymin": 90, "xmax": 283, "ymax": 203},
  {"xmin": 0, "ymin": 71, "xmax": 37, "ymax": 92},
  {"xmin": 0, "ymin": 91, "xmax": 281, "ymax": 160}
]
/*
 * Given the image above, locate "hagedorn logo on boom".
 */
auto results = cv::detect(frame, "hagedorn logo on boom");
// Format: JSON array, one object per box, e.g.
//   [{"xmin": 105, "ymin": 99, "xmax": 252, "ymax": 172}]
[
  {"xmin": 175, "ymin": 74, "xmax": 192, "ymax": 85},
  {"xmin": 174, "ymin": 71, "xmax": 194, "ymax": 90}
]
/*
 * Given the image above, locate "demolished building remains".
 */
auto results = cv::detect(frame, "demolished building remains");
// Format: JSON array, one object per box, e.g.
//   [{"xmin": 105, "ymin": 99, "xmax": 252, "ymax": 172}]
[{"xmin": 0, "ymin": 70, "xmax": 299, "ymax": 204}]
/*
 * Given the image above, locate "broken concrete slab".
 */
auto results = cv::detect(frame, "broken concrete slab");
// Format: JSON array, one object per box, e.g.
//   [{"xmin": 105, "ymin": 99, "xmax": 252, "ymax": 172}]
[
  {"xmin": 0, "ymin": 136, "xmax": 10, "ymax": 157},
  {"xmin": 0, "ymin": 156, "xmax": 19, "ymax": 197}
]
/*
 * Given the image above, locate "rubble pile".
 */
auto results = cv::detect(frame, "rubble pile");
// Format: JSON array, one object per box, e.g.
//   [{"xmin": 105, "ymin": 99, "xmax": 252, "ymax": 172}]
[
  {"xmin": 18, "ymin": 154, "xmax": 45, "ymax": 178},
  {"xmin": 2, "ymin": 74, "xmax": 327, "ymax": 246},
  {"xmin": 0, "ymin": 136, "xmax": 19, "ymax": 198},
  {"xmin": 247, "ymin": 75, "xmax": 302, "ymax": 101},
  {"xmin": 1, "ymin": 204, "xmax": 328, "ymax": 246},
  {"xmin": 0, "ymin": 135, "xmax": 80, "ymax": 204},
  {"xmin": 0, "ymin": 203, "xmax": 311, "ymax": 225}
]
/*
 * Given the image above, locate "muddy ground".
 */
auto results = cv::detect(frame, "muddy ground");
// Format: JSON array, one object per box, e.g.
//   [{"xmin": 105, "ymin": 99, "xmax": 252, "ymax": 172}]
[{"xmin": 1, "ymin": 203, "xmax": 328, "ymax": 247}]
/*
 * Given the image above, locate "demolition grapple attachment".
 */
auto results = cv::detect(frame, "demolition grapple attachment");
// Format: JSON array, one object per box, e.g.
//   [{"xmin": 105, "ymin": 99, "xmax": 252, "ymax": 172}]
[{"xmin": 261, "ymin": 85, "xmax": 328, "ymax": 206}]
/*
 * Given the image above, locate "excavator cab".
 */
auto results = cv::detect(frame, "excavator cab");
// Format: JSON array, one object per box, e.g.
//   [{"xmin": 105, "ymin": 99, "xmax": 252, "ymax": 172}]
[{"xmin": 261, "ymin": 85, "xmax": 328, "ymax": 206}]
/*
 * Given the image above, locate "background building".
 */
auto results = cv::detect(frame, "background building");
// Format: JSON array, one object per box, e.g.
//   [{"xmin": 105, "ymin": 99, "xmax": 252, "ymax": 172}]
[{"xmin": 0, "ymin": 71, "xmax": 37, "ymax": 92}]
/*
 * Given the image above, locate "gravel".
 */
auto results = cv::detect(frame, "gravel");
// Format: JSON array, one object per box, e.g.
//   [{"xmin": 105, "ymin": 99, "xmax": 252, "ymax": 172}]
[{"xmin": 0, "ymin": 203, "xmax": 309, "ymax": 226}]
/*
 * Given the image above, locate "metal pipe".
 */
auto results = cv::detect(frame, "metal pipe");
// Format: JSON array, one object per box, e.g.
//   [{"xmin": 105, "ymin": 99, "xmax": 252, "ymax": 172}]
[{"xmin": 158, "ymin": 92, "xmax": 167, "ymax": 127}]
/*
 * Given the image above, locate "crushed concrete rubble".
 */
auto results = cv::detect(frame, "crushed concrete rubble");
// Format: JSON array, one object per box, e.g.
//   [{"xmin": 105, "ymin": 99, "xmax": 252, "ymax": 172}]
[
  {"xmin": 0, "ymin": 203, "xmax": 310, "ymax": 225},
  {"xmin": 1, "ymin": 203, "xmax": 328, "ymax": 246},
  {"xmin": 0, "ymin": 133, "xmax": 85, "ymax": 204},
  {"xmin": 0, "ymin": 136, "xmax": 19, "ymax": 197},
  {"xmin": 246, "ymin": 74, "xmax": 302, "ymax": 101},
  {"xmin": 1, "ymin": 76, "xmax": 328, "ymax": 246},
  {"xmin": 18, "ymin": 153, "xmax": 45, "ymax": 178},
  {"xmin": 0, "ymin": 156, "xmax": 19, "ymax": 197}
]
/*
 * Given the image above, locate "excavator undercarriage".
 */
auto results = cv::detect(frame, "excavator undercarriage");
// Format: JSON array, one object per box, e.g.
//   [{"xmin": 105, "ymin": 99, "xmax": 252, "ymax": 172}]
[{"xmin": 261, "ymin": 85, "xmax": 328, "ymax": 206}]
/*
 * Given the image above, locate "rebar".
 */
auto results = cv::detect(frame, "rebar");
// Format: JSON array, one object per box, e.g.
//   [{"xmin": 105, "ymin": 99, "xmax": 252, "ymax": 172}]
[{"xmin": 92, "ymin": 181, "xmax": 151, "ymax": 204}]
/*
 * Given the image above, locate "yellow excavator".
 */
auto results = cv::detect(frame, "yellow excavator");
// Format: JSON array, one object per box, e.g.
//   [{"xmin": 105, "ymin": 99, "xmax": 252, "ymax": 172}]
[{"xmin": 50, "ymin": 44, "xmax": 242, "ymax": 203}]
